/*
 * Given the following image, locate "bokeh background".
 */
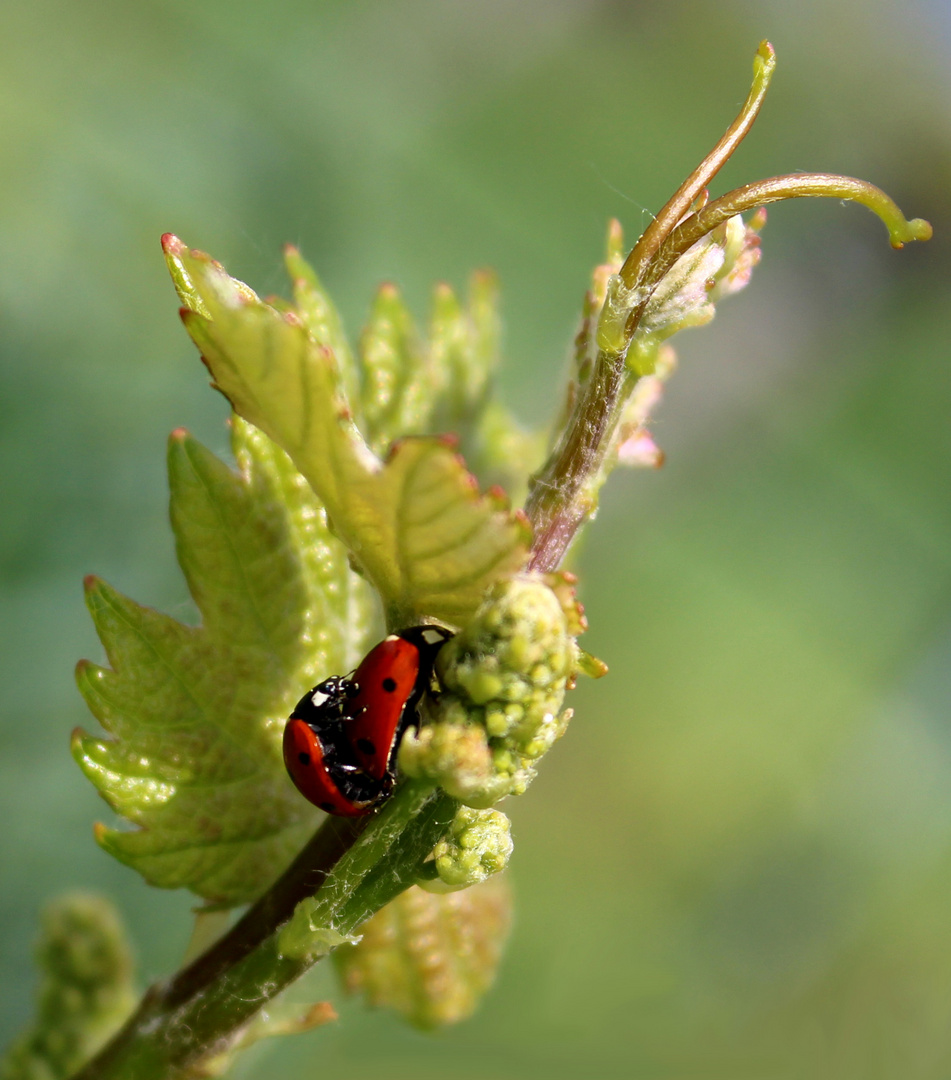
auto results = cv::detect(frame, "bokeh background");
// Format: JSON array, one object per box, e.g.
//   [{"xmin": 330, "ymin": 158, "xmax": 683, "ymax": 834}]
[{"xmin": 2, "ymin": 1, "xmax": 950, "ymax": 1076}]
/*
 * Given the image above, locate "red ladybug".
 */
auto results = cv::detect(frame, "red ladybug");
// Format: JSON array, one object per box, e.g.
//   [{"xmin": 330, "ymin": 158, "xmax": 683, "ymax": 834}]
[
  {"xmin": 282, "ymin": 625, "xmax": 453, "ymax": 816},
  {"xmin": 283, "ymin": 675, "xmax": 387, "ymax": 817}
]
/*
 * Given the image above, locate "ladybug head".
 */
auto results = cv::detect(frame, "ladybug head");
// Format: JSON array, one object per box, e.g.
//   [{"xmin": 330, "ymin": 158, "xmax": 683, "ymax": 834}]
[{"xmin": 290, "ymin": 674, "xmax": 353, "ymax": 725}]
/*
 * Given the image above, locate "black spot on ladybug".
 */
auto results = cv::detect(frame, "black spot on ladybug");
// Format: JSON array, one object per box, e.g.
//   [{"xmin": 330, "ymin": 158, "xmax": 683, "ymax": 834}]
[
  {"xmin": 319, "ymin": 802, "xmax": 334, "ymax": 813},
  {"xmin": 298, "ymin": 752, "xmax": 311, "ymax": 765},
  {"xmin": 357, "ymin": 737, "xmax": 376, "ymax": 756},
  {"xmin": 382, "ymin": 677, "xmax": 397, "ymax": 692}
]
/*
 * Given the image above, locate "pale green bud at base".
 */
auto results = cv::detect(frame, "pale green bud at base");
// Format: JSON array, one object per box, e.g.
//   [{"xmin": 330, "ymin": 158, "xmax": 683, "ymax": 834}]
[
  {"xmin": 420, "ymin": 807, "xmax": 513, "ymax": 892},
  {"xmin": 398, "ymin": 722, "xmax": 498, "ymax": 802}
]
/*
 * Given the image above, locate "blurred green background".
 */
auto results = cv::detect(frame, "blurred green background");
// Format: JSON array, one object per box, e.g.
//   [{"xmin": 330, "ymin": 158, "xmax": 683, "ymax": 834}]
[{"xmin": 2, "ymin": 1, "xmax": 949, "ymax": 1076}]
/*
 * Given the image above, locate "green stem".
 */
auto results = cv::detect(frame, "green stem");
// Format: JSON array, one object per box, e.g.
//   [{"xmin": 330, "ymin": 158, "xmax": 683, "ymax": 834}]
[
  {"xmin": 69, "ymin": 784, "xmax": 457, "ymax": 1080},
  {"xmin": 524, "ymin": 41, "xmax": 777, "ymax": 569},
  {"xmin": 652, "ymin": 172, "xmax": 930, "ymax": 291},
  {"xmin": 526, "ymin": 54, "xmax": 931, "ymax": 573},
  {"xmin": 526, "ymin": 353, "xmax": 635, "ymax": 572}
]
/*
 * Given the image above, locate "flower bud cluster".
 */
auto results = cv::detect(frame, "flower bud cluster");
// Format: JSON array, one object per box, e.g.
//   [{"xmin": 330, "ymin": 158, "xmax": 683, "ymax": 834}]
[
  {"xmin": 399, "ymin": 575, "xmax": 579, "ymax": 808},
  {"xmin": 419, "ymin": 807, "xmax": 513, "ymax": 892}
]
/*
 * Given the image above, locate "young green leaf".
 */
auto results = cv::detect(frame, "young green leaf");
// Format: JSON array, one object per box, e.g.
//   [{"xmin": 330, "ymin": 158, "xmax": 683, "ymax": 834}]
[
  {"xmin": 163, "ymin": 237, "xmax": 531, "ymax": 628},
  {"xmin": 73, "ymin": 418, "xmax": 373, "ymax": 904},
  {"xmin": 427, "ymin": 271, "xmax": 497, "ymax": 433}
]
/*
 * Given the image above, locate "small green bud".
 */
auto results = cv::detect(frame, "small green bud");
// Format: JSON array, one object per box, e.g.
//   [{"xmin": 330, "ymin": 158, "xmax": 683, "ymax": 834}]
[
  {"xmin": 398, "ymin": 721, "xmax": 497, "ymax": 801},
  {"xmin": 464, "ymin": 668, "xmax": 505, "ymax": 705},
  {"xmin": 422, "ymin": 807, "xmax": 513, "ymax": 892}
]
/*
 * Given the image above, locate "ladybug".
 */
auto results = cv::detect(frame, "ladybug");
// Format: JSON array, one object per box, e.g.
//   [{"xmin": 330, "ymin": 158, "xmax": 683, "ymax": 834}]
[{"xmin": 282, "ymin": 625, "xmax": 454, "ymax": 816}]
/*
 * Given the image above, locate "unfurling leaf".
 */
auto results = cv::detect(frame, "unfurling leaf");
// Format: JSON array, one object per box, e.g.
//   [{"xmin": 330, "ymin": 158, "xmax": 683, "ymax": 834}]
[
  {"xmin": 334, "ymin": 877, "xmax": 512, "ymax": 1029},
  {"xmin": 73, "ymin": 419, "xmax": 373, "ymax": 904},
  {"xmin": 428, "ymin": 272, "xmax": 545, "ymax": 499},
  {"xmin": 164, "ymin": 238, "xmax": 532, "ymax": 628},
  {"xmin": 359, "ymin": 283, "xmax": 427, "ymax": 455},
  {"xmin": 0, "ymin": 894, "xmax": 135, "ymax": 1080}
]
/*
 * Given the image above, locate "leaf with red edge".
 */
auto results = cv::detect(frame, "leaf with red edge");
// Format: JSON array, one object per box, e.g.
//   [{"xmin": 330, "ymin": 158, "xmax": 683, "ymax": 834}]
[{"xmin": 163, "ymin": 237, "xmax": 530, "ymax": 628}]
